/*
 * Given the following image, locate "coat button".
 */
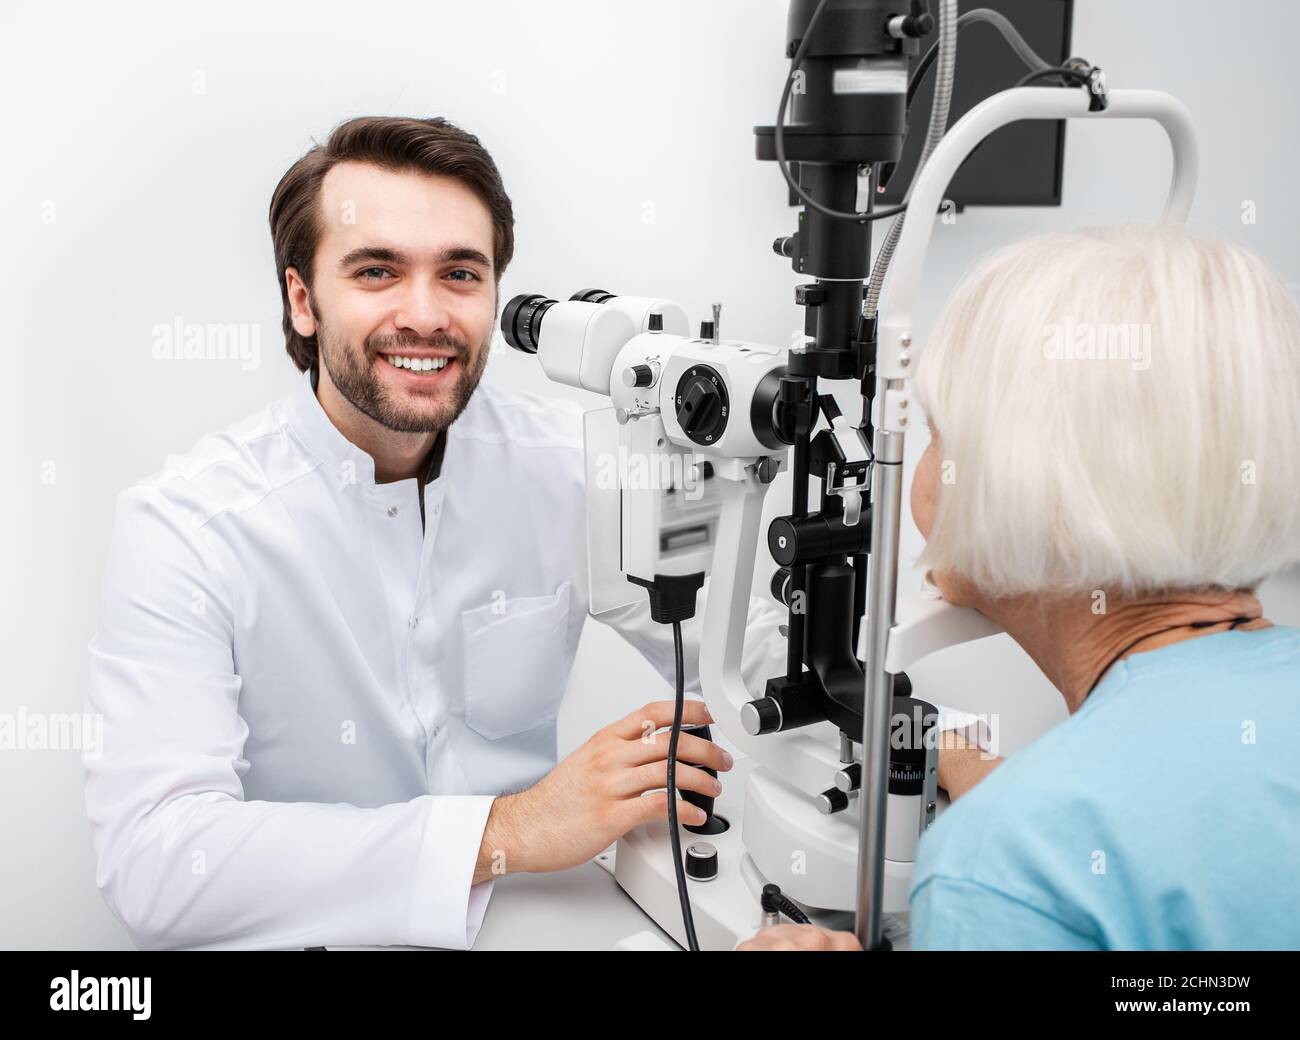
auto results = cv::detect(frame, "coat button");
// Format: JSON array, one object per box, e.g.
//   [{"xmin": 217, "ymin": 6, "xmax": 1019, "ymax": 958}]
[{"xmin": 387, "ymin": 505, "xmax": 399, "ymax": 518}]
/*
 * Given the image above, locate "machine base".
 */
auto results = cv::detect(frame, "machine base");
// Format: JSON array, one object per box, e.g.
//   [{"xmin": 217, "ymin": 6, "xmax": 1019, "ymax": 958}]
[{"xmin": 598, "ymin": 758, "xmax": 915, "ymax": 950}]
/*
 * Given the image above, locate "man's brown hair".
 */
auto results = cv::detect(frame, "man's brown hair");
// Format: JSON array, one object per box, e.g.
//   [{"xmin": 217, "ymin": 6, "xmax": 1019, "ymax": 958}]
[{"xmin": 268, "ymin": 115, "xmax": 515, "ymax": 372}]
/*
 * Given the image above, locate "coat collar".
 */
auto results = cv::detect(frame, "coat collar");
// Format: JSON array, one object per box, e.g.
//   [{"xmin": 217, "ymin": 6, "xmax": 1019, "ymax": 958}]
[{"xmin": 283, "ymin": 367, "xmax": 444, "ymax": 487}]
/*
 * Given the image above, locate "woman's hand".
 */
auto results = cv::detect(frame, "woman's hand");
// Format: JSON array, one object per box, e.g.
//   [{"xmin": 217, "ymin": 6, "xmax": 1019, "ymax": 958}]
[
  {"xmin": 736, "ymin": 924, "xmax": 863, "ymax": 951},
  {"xmin": 938, "ymin": 730, "xmax": 1003, "ymax": 801}
]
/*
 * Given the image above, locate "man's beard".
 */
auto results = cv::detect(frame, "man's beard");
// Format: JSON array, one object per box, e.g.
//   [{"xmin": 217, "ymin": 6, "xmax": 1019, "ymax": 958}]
[{"xmin": 317, "ymin": 318, "xmax": 489, "ymax": 434}]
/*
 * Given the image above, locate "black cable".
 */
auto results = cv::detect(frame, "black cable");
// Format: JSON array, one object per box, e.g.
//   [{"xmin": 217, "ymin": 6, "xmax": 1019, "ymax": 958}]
[
  {"xmin": 1015, "ymin": 65, "xmax": 1090, "ymax": 89},
  {"xmin": 778, "ymin": 897, "xmax": 812, "ymax": 925},
  {"xmin": 906, "ymin": 8, "xmax": 1051, "ymax": 110},
  {"xmin": 885, "ymin": 8, "xmax": 1065, "ymax": 194},
  {"xmin": 760, "ymin": 882, "xmax": 813, "ymax": 925},
  {"xmin": 774, "ymin": 0, "xmax": 908, "ymax": 225},
  {"xmin": 666, "ymin": 620, "xmax": 700, "ymax": 951}
]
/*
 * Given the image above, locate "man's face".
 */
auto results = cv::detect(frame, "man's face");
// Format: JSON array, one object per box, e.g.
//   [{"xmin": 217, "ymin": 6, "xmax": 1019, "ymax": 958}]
[{"xmin": 288, "ymin": 161, "xmax": 498, "ymax": 433}]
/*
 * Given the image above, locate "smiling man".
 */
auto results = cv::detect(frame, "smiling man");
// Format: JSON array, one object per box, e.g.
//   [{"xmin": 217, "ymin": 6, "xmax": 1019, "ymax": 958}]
[
  {"xmin": 278, "ymin": 152, "xmax": 496, "ymax": 474},
  {"xmin": 82, "ymin": 115, "xmax": 796, "ymax": 952}
]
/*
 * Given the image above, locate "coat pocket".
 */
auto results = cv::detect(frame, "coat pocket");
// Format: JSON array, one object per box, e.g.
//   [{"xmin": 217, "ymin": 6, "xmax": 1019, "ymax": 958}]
[{"xmin": 460, "ymin": 580, "xmax": 573, "ymax": 740}]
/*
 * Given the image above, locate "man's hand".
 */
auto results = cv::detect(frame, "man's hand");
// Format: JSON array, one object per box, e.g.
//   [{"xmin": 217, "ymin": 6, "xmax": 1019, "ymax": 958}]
[
  {"xmin": 473, "ymin": 700, "xmax": 731, "ymax": 883},
  {"xmin": 736, "ymin": 924, "xmax": 862, "ymax": 952}
]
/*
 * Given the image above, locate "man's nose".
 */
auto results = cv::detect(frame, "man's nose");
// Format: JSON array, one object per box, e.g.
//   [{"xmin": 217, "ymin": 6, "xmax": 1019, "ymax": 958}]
[{"xmin": 392, "ymin": 280, "xmax": 452, "ymax": 340}]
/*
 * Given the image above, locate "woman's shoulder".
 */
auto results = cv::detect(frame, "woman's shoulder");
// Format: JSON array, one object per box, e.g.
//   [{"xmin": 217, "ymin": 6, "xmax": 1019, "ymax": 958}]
[
  {"xmin": 912, "ymin": 625, "xmax": 1300, "ymax": 935},
  {"xmin": 1098, "ymin": 624, "xmax": 1300, "ymax": 689},
  {"xmin": 925, "ymin": 626, "xmax": 1300, "ymax": 843}
]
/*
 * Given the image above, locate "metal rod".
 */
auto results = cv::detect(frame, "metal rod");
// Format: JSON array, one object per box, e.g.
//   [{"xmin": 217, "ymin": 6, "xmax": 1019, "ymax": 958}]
[
  {"xmin": 786, "ymin": 406, "xmax": 813, "ymax": 682},
  {"xmin": 855, "ymin": 423, "xmax": 904, "ymax": 950}
]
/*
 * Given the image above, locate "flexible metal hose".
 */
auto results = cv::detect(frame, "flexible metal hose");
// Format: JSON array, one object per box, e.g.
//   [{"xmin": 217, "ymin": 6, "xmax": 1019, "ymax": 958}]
[{"xmin": 863, "ymin": 0, "xmax": 957, "ymax": 319}]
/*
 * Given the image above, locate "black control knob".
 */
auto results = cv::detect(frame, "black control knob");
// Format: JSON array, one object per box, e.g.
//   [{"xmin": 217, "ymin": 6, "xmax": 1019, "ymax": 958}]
[
  {"xmin": 889, "ymin": 695, "xmax": 937, "ymax": 796},
  {"xmin": 648, "ymin": 312, "xmax": 664, "ymax": 333},
  {"xmin": 834, "ymin": 762, "xmax": 862, "ymax": 793},
  {"xmin": 674, "ymin": 366, "xmax": 729, "ymax": 446},
  {"xmin": 622, "ymin": 363, "xmax": 656, "ymax": 388},
  {"xmin": 570, "ymin": 288, "xmax": 616, "ymax": 304},
  {"xmin": 795, "ymin": 282, "xmax": 828, "ymax": 307},
  {"xmin": 685, "ymin": 841, "xmax": 719, "ymax": 882},
  {"xmin": 768, "ymin": 516, "xmax": 801, "ymax": 567},
  {"xmin": 817, "ymin": 787, "xmax": 850, "ymax": 815},
  {"xmin": 768, "ymin": 512, "xmax": 871, "ymax": 567},
  {"xmin": 741, "ymin": 697, "xmax": 783, "ymax": 736},
  {"xmin": 680, "ymin": 723, "xmax": 728, "ymax": 836},
  {"xmin": 699, "ymin": 319, "xmax": 715, "ymax": 340},
  {"xmin": 678, "ymin": 381, "xmax": 720, "ymax": 436},
  {"xmin": 770, "ymin": 566, "xmax": 792, "ymax": 607}
]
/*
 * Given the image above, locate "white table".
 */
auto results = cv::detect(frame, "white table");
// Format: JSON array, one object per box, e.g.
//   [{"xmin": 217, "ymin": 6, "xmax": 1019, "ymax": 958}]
[{"xmin": 328, "ymin": 856, "xmax": 677, "ymax": 951}]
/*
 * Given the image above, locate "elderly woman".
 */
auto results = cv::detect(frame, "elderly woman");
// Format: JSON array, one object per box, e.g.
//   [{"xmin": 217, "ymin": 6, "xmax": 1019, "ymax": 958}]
[{"xmin": 741, "ymin": 222, "xmax": 1300, "ymax": 951}]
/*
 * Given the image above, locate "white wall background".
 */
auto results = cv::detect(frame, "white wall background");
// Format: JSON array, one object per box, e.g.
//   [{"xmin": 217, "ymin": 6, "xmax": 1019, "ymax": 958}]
[{"xmin": 3, "ymin": 0, "xmax": 1298, "ymax": 949}]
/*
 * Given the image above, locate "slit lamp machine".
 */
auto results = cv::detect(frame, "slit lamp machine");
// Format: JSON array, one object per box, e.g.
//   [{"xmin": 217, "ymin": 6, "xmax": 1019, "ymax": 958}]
[{"xmin": 500, "ymin": 0, "xmax": 1198, "ymax": 951}]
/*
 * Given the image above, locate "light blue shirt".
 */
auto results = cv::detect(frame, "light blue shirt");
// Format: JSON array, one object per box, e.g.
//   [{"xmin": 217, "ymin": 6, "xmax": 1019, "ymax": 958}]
[{"xmin": 910, "ymin": 625, "xmax": 1300, "ymax": 950}]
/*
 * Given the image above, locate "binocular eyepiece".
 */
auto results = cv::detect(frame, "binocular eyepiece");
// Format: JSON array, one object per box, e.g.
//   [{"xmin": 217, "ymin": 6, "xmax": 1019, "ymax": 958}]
[{"xmin": 501, "ymin": 289, "xmax": 620, "ymax": 354}]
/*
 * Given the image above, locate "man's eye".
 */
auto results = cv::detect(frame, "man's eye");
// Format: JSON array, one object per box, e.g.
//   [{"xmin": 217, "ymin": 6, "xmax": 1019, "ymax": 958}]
[
  {"xmin": 446, "ymin": 269, "xmax": 481, "ymax": 283},
  {"xmin": 357, "ymin": 267, "xmax": 392, "ymax": 281}
]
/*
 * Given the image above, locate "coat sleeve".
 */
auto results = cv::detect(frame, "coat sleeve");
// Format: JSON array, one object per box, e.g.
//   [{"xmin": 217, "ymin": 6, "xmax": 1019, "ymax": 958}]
[{"xmin": 83, "ymin": 484, "xmax": 495, "ymax": 950}]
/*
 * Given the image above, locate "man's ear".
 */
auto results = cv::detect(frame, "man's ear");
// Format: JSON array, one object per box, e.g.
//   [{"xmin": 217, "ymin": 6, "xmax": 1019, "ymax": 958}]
[{"xmin": 285, "ymin": 267, "xmax": 317, "ymax": 338}]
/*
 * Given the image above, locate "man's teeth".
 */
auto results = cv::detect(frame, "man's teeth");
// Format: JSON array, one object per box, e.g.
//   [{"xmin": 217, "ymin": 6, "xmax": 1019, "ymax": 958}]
[{"xmin": 386, "ymin": 355, "xmax": 450, "ymax": 372}]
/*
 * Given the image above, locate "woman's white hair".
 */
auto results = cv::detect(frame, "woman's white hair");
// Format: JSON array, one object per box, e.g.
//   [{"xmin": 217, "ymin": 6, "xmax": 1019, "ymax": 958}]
[{"xmin": 914, "ymin": 221, "xmax": 1300, "ymax": 598}]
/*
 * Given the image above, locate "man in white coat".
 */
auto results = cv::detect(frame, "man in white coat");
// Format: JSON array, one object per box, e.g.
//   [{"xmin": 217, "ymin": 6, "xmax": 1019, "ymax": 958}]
[{"xmin": 84, "ymin": 115, "xmax": 988, "ymax": 951}]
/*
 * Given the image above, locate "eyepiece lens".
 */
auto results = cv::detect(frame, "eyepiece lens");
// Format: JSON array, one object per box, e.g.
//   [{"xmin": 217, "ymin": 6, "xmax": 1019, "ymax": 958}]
[{"xmin": 501, "ymin": 293, "xmax": 556, "ymax": 354}]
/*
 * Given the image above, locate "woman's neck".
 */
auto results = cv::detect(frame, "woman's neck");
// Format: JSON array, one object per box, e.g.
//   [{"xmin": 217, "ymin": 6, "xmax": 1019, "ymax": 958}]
[{"xmin": 985, "ymin": 588, "xmax": 1270, "ymax": 713}]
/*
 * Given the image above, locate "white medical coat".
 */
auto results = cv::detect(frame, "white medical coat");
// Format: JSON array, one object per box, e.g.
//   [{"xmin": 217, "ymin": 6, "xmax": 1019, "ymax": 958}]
[{"xmin": 84, "ymin": 369, "xmax": 791, "ymax": 950}]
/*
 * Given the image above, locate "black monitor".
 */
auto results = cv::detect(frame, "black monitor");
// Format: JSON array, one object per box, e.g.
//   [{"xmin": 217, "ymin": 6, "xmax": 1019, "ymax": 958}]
[{"xmin": 879, "ymin": 0, "xmax": 1075, "ymax": 209}]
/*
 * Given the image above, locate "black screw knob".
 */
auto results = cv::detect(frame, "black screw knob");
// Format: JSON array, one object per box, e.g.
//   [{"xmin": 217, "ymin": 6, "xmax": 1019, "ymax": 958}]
[
  {"xmin": 685, "ymin": 841, "xmax": 719, "ymax": 882},
  {"xmin": 741, "ymin": 697, "xmax": 782, "ymax": 736},
  {"xmin": 770, "ymin": 566, "xmax": 792, "ymax": 606},
  {"xmin": 834, "ymin": 762, "xmax": 862, "ymax": 793},
  {"xmin": 768, "ymin": 517, "xmax": 799, "ymax": 567},
  {"xmin": 817, "ymin": 787, "xmax": 850, "ymax": 815},
  {"xmin": 622, "ymin": 363, "xmax": 655, "ymax": 388},
  {"xmin": 795, "ymin": 282, "xmax": 827, "ymax": 307}
]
